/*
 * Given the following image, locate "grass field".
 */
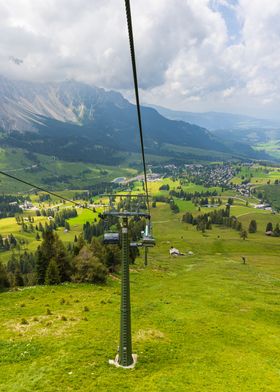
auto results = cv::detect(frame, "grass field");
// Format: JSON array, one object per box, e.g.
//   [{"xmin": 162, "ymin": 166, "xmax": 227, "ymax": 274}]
[
  {"xmin": 254, "ymin": 140, "xmax": 280, "ymax": 160},
  {"xmin": 1, "ymin": 202, "xmax": 280, "ymax": 391},
  {"xmin": 231, "ymin": 164, "xmax": 280, "ymax": 185},
  {"xmin": 0, "ymin": 147, "xmax": 138, "ymax": 192},
  {"xmin": 0, "ymin": 205, "xmax": 99, "ymax": 263},
  {"xmin": 146, "ymin": 178, "xmax": 221, "ymax": 198}
]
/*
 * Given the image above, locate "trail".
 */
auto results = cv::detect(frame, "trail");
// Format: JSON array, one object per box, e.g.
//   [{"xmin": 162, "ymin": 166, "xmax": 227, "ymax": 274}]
[
  {"xmin": 153, "ymin": 219, "xmax": 179, "ymax": 224},
  {"xmin": 3, "ymin": 165, "xmax": 38, "ymax": 173},
  {"xmin": 236, "ymin": 212, "xmax": 255, "ymax": 218}
]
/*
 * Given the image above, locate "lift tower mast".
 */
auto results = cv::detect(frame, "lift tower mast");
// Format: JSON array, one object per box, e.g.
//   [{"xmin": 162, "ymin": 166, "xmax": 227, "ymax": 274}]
[
  {"xmin": 119, "ymin": 216, "xmax": 133, "ymax": 366},
  {"xmin": 102, "ymin": 210, "xmax": 153, "ymax": 368}
]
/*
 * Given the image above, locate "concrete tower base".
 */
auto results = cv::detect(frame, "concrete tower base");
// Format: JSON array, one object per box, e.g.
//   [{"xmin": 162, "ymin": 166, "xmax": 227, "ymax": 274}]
[{"xmin": 109, "ymin": 354, "xmax": 138, "ymax": 369}]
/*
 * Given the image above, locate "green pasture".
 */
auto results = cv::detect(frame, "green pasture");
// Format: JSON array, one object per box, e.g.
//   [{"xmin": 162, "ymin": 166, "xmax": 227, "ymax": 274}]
[
  {"xmin": 0, "ymin": 205, "xmax": 98, "ymax": 264},
  {"xmin": 146, "ymin": 178, "xmax": 221, "ymax": 198},
  {"xmin": 1, "ymin": 203, "xmax": 280, "ymax": 391},
  {"xmin": 0, "ymin": 147, "xmax": 138, "ymax": 192},
  {"xmin": 232, "ymin": 164, "xmax": 280, "ymax": 185},
  {"xmin": 254, "ymin": 140, "xmax": 280, "ymax": 159},
  {"xmin": 259, "ymin": 184, "xmax": 280, "ymax": 211}
]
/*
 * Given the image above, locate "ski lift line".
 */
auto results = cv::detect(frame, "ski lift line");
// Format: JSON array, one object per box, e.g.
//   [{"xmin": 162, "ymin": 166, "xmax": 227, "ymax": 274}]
[
  {"xmin": 0, "ymin": 170, "xmax": 93, "ymax": 212},
  {"xmin": 124, "ymin": 0, "xmax": 151, "ymax": 216}
]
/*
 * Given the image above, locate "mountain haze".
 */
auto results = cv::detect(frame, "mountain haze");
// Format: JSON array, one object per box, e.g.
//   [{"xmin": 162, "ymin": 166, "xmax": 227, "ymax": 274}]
[
  {"xmin": 150, "ymin": 104, "xmax": 280, "ymax": 147},
  {"xmin": 150, "ymin": 104, "xmax": 280, "ymax": 131}
]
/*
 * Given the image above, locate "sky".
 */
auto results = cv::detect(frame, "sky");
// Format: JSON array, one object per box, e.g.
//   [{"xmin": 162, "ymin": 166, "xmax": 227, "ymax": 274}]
[{"xmin": 1, "ymin": 0, "xmax": 280, "ymax": 120}]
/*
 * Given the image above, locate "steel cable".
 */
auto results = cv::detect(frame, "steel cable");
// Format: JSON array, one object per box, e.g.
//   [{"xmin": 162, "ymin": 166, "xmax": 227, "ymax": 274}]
[
  {"xmin": 0, "ymin": 169, "xmax": 93, "ymax": 211},
  {"xmin": 125, "ymin": 0, "xmax": 151, "ymax": 215}
]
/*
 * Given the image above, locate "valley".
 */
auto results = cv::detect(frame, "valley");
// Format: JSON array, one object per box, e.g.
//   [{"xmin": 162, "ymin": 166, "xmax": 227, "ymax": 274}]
[{"xmin": 0, "ymin": 163, "xmax": 280, "ymax": 391}]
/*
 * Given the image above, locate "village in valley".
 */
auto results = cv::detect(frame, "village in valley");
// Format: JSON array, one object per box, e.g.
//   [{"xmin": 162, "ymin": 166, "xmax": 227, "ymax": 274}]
[{"xmin": 1, "ymin": 160, "xmax": 279, "ymax": 266}]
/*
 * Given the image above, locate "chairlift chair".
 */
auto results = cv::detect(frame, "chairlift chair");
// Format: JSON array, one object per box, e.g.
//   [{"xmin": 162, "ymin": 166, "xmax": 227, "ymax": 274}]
[
  {"xmin": 129, "ymin": 241, "xmax": 139, "ymax": 248},
  {"xmin": 103, "ymin": 232, "xmax": 120, "ymax": 245},
  {"xmin": 102, "ymin": 211, "xmax": 120, "ymax": 245},
  {"xmin": 141, "ymin": 221, "xmax": 155, "ymax": 247}
]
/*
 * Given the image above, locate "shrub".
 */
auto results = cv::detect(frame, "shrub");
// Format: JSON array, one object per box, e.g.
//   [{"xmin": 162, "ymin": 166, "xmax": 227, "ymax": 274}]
[{"xmin": 71, "ymin": 246, "xmax": 107, "ymax": 284}]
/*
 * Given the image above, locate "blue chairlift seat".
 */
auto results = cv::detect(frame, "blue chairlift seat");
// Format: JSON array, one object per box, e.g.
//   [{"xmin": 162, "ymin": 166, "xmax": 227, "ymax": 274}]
[{"xmin": 103, "ymin": 232, "xmax": 120, "ymax": 245}]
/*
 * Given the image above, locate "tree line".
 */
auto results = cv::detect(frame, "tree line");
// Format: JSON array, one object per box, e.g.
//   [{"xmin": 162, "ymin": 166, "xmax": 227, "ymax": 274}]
[
  {"xmin": 0, "ymin": 216, "xmax": 145, "ymax": 291},
  {"xmin": 0, "ymin": 195, "xmax": 23, "ymax": 218}
]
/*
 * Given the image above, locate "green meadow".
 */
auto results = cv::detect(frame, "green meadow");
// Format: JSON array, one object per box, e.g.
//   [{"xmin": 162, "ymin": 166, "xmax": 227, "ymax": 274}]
[
  {"xmin": 232, "ymin": 164, "xmax": 280, "ymax": 185},
  {"xmin": 254, "ymin": 141, "xmax": 280, "ymax": 160},
  {"xmin": 0, "ymin": 147, "xmax": 138, "ymax": 192},
  {"xmin": 1, "ymin": 201, "xmax": 280, "ymax": 391}
]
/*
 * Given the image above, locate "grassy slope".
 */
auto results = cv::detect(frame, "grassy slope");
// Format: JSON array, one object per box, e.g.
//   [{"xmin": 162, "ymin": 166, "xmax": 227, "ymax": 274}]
[
  {"xmin": 1, "ymin": 203, "xmax": 280, "ymax": 391},
  {"xmin": 260, "ymin": 184, "xmax": 280, "ymax": 211},
  {"xmin": 231, "ymin": 164, "xmax": 280, "ymax": 185},
  {"xmin": 0, "ymin": 176, "xmax": 276, "ymax": 263},
  {"xmin": 0, "ymin": 147, "xmax": 138, "ymax": 192},
  {"xmin": 0, "ymin": 205, "xmax": 100, "ymax": 264},
  {"xmin": 0, "ymin": 142, "xmax": 234, "ymax": 193},
  {"xmin": 254, "ymin": 140, "xmax": 280, "ymax": 160}
]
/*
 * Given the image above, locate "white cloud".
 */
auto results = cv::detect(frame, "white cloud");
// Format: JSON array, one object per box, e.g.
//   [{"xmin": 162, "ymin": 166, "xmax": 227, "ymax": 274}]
[{"xmin": 0, "ymin": 0, "xmax": 280, "ymax": 119}]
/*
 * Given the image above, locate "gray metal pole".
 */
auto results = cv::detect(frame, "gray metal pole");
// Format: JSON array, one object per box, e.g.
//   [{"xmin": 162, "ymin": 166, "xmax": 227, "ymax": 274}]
[{"xmin": 119, "ymin": 217, "xmax": 133, "ymax": 366}]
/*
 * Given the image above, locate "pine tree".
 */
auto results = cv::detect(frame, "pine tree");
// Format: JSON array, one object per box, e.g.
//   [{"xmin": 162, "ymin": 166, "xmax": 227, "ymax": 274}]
[
  {"xmin": 54, "ymin": 234, "xmax": 72, "ymax": 281},
  {"xmin": 73, "ymin": 234, "xmax": 85, "ymax": 256},
  {"xmin": 105, "ymin": 244, "xmax": 121, "ymax": 272},
  {"xmin": 36, "ymin": 231, "xmax": 56, "ymax": 284},
  {"xmin": 0, "ymin": 234, "xmax": 4, "ymax": 250},
  {"xmin": 248, "ymin": 220, "xmax": 257, "ymax": 233},
  {"xmin": 273, "ymin": 224, "xmax": 280, "ymax": 237},
  {"xmin": 14, "ymin": 268, "xmax": 24, "ymax": 287},
  {"xmin": 0, "ymin": 263, "xmax": 10, "ymax": 289},
  {"xmin": 45, "ymin": 259, "xmax": 60, "ymax": 285},
  {"xmin": 90, "ymin": 238, "xmax": 107, "ymax": 263}
]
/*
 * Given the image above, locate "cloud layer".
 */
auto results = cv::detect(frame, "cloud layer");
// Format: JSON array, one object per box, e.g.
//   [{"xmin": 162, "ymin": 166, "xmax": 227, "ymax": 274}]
[{"xmin": 1, "ymin": 0, "xmax": 280, "ymax": 119}]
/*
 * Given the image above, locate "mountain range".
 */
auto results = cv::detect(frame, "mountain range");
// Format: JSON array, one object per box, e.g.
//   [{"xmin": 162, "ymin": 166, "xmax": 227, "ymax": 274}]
[
  {"xmin": 0, "ymin": 76, "xmax": 273, "ymax": 165},
  {"xmin": 150, "ymin": 104, "xmax": 280, "ymax": 146}
]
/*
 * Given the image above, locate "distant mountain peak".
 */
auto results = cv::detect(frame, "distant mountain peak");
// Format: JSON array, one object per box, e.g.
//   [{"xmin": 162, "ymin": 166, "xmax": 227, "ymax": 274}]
[{"xmin": 0, "ymin": 76, "xmax": 130, "ymax": 131}]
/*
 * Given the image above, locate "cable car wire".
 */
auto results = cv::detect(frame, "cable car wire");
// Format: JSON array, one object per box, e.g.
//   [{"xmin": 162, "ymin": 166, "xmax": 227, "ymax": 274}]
[
  {"xmin": 0, "ymin": 169, "xmax": 93, "ymax": 211},
  {"xmin": 125, "ymin": 0, "xmax": 151, "ymax": 215}
]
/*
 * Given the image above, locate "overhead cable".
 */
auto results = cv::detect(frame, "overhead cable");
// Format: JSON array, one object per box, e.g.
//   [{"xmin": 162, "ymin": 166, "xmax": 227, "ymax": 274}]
[
  {"xmin": 0, "ymin": 169, "xmax": 93, "ymax": 211},
  {"xmin": 124, "ymin": 0, "xmax": 151, "ymax": 215}
]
